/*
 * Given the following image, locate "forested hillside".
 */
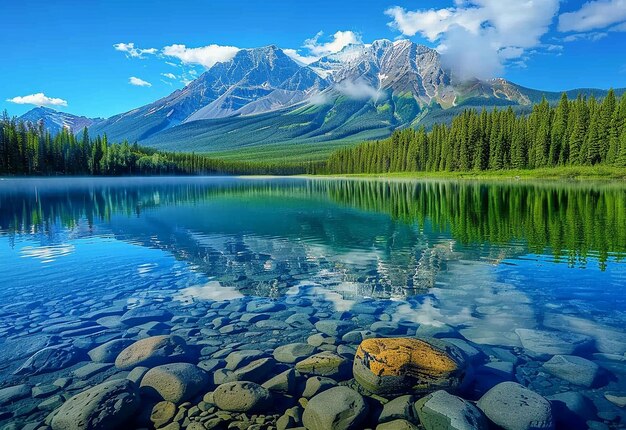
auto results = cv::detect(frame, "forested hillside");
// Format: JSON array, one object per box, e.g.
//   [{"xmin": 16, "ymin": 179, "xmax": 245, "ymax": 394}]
[
  {"xmin": 0, "ymin": 113, "xmax": 312, "ymax": 176},
  {"xmin": 324, "ymin": 91, "xmax": 626, "ymax": 173}
]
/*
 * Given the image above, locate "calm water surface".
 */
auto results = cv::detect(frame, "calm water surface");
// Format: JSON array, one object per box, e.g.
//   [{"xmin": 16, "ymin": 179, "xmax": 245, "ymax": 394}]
[{"xmin": 0, "ymin": 177, "xmax": 625, "ymax": 428}]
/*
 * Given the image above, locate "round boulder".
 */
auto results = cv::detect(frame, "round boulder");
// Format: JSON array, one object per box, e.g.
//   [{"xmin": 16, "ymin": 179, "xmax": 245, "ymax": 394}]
[
  {"xmin": 302, "ymin": 386, "xmax": 368, "ymax": 430},
  {"xmin": 542, "ymin": 355, "xmax": 599, "ymax": 388},
  {"xmin": 140, "ymin": 363, "xmax": 209, "ymax": 403},
  {"xmin": 51, "ymin": 379, "xmax": 140, "ymax": 430},
  {"xmin": 353, "ymin": 337, "xmax": 468, "ymax": 395},
  {"xmin": 415, "ymin": 390, "xmax": 488, "ymax": 430},
  {"xmin": 477, "ymin": 382, "xmax": 554, "ymax": 430},
  {"xmin": 115, "ymin": 335, "xmax": 191, "ymax": 370},
  {"xmin": 213, "ymin": 381, "xmax": 271, "ymax": 412}
]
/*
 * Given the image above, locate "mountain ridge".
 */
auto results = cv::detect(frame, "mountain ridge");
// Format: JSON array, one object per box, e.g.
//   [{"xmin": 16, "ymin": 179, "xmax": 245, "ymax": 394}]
[{"xmin": 17, "ymin": 40, "xmax": 626, "ymax": 160}]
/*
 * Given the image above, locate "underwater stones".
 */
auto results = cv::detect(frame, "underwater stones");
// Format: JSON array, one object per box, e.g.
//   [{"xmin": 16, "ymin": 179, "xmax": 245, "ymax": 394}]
[
  {"xmin": 88, "ymin": 339, "xmax": 134, "ymax": 363},
  {"xmin": 315, "ymin": 320, "xmax": 355, "ymax": 337},
  {"xmin": 515, "ymin": 329, "xmax": 592, "ymax": 359},
  {"xmin": 543, "ymin": 314, "xmax": 626, "ymax": 355},
  {"xmin": 213, "ymin": 381, "xmax": 271, "ymax": 412},
  {"xmin": 415, "ymin": 390, "xmax": 488, "ymax": 430},
  {"xmin": 262, "ymin": 368, "xmax": 297, "ymax": 393},
  {"xmin": 115, "ymin": 335, "xmax": 191, "ymax": 370},
  {"xmin": 0, "ymin": 384, "xmax": 31, "ymax": 405},
  {"xmin": 302, "ymin": 376, "xmax": 337, "ymax": 398},
  {"xmin": 353, "ymin": 337, "xmax": 468, "ymax": 395},
  {"xmin": 140, "ymin": 363, "xmax": 209, "ymax": 403},
  {"xmin": 231, "ymin": 357, "xmax": 275, "ymax": 383},
  {"xmin": 295, "ymin": 352, "xmax": 350, "ymax": 378},
  {"xmin": 274, "ymin": 343, "xmax": 316, "ymax": 363},
  {"xmin": 378, "ymin": 395, "xmax": 418, "ymax": 424},
  {"xmin": 72, "ymin": 362, "xmax": 112, "ymax": 379},
  {"xmin": 548, "ymin": 391, "xmax": 597, "ymax": 428},
  {"xmin": 302, "ymin": 386, "xmax": 368, "ymax": 430},
  {"xmin": 604, "ymin": 392, "xmax": 626, "ymax": 408},
  {"xmin": 119, "ymin": 306, "xmax": 172, "ymax": 326},
  {"xmin": 477, "ymin": 382, "xmax": 554, "ymax": 430},
  {"xmin": 14, "ymin": 345, "xmax": 80, "ymax": 376},
  {"xmin": 151, "ymin": 401, "xmax": 177, "ymax": 428},
  {"xmin": 286, "ymin": 313, "xmax": 316, "ymax": 329},
  {"xmin": 246, "ymin": 301, "xmax": 284, "ymax": 313},
  {"xmin": 50, "ymin": 379, "xmax": 140, "ymax": 430},
  {"xmin": 370, "ymin": 321, "xmax": 402, "ymax": 336},
  {"xmin": 542, "ymin": 355, "xmax": 600, "ymax": 387},
  {"xmin": 376, "ymin": 419, "xmax": 419, "ymax": 430},
  {"xmin": 225, "ymin": 349, "xmax": 265, "ymax": 370},
  {"xmin": 307, "ymin": 333, "xmax": 337, "ymax": 347}
]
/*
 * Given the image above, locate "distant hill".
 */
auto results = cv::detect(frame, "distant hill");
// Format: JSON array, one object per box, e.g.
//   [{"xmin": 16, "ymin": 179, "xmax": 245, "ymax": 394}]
[{"xmin": 18, "ymin": 106, "xmax": 103, "ymax": 135}]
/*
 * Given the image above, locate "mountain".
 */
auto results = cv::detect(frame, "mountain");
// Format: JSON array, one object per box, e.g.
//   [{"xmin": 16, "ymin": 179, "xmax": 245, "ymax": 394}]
[
  {"xmin": 90, "ymin": 45, "xmax": 327, "ymax": 143},
  {"xmin": 89, "ymin": 40, "xmax": 625, "ymax": 161},
  {"xmin": 19, "ymin": 107, "xmax": 103, "ymax": 135}
]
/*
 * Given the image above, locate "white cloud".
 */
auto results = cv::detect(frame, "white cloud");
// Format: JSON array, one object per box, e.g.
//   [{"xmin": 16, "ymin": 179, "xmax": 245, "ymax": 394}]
[
  {"xmin": 562, "ymin": 31, "xmax": 609, "ymax": 42},
  {"xmin": 6, "ymin": 93, "xmax": 68, "ymax": 107},
  {"xmin": 162, "ymin": 44, "xmax": 240, "ymax": 68},
  {"xmin": 113, "ymin": 42, "xmax": 157, "ymax": 58},
  {"xmin": 283, "ymin": 49, "xmax": 318, "ymax": 65},
  {"xmin": 129, "ymin": 76, "xmax": 152, "ymax": 87},
  {"xmin": 559, "ymin": 0, "xmax": 626, "ymax": 32},
  {"xmin": 303, "ymin": 31, "xmax": 362, "ymax": 57},
  {"xmin": 386, "ymin": 0, "xmax": 560, "ymax": 80},
  {"xmin": 161, "ymin": 72, "xmax": 177, "ymax": 79},
  {"xmin": 336, "ymin": 79, "xmax": 382, "ymax": 100}
]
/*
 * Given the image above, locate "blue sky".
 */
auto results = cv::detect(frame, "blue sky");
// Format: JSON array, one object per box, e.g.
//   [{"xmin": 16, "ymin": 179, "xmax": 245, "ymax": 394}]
[{"xmin": 2, "ymin": 0, "xmax": 626, "ymax": 118}]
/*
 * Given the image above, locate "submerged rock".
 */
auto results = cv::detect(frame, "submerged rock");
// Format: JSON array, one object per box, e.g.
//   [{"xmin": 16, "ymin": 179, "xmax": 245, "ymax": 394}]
[
  {"xmin": 119, "ymin": 306, "xmax": 172, "ymax": 326},
  {"xmin": 353, "ymin": 337, "xmax": 468, "ymax": 395},
  {"xmin": 88, "ymin": 339, "xmax": 134, "ymax": 363},
  {"xmin": 415, "ymin": 390, "xmax": 487, "ymax": 430},
  {"xmin": 514, "ymin": 329, "xmax": 592, "ymax": 359},
  {"xmin": 295, "ymin": 351, "xmax": 350, "ymax": 378},
  {"xmin": 477, "ymin": 382, "xmax": 553, "ymax": 430},
  {"xmin": 274, "ymin": 342, "xmax": 315, "ymax": 363},
  {"xmin": 114, "ymin": 335, "xmax": 191, "ymax": 370},
  {"xmin": 302, "ymin": 386, "xmax": 368, "ymax": 430},
  {"xmin": 213, "ymin": 381, "xmax": 271, "ymax": 412},
  {"xmin": 14, "ymin": 345, "xmax": 80, "ymax": 376},
  {"xmin": 140, "ymin": 362, "xmax": 209, "ymax": 403},
  {"xmin": 542, "ymin": 355, "xmax": 600, "ymax": 388},
  {"xmin": 0, "ymin": 384, "xmax": 31, "ymax": 405},
  {"xmin": 50, "ymin": 379, "xmax": 140, "ymax": 430}
]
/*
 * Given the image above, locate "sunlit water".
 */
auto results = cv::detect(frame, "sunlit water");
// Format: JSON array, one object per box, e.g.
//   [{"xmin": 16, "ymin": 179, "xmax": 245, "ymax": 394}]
[{"xmin": 0, "ymin": 177, "xmax": 625, "ymax": 428}]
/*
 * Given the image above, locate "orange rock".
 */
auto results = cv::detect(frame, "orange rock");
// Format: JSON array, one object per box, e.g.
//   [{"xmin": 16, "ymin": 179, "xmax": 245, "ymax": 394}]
[{"xmin": 353, "ymin": 337, "xmax": 467, "ymax": 395}]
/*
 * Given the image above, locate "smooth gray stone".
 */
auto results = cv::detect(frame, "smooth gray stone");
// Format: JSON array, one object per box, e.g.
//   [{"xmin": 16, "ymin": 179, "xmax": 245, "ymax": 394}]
[
  {"xmin": 14, "ymin": 345, "xmax": 80, "ymax": 376},
  {"xmin": 378, "ymin": 395, "xmax": 418, "ymax": 424},
  {"xmin": 213, "ymin": 381, "xmax": 271, "ymax": 412},
  {"xmin": 87, "ymin": 339, "xmax": 133, "ymax": 363},
  {"xmin": 119, "ymin": 307, "xmax": 172, "ymax": 326},
  {"xmin": 50, "ymin": 379, "xmax": 140, "ymax": 430},
  {"xmin": 477, "ymin": 382, "xmax": 554, "ymax": 430},
  {"xmin": 273, "ymin": 343, "xmax": 315, "ymax": 363},
  {"xmin": 302, "ymin": 386, "xmax": 368, "ymax": 430},
  {"xmin": 225, "ymin": 349, "xmax": 265, "ymax": 370},
  {"xmin": 114, "ymin": 335, "xmax": 191, "ymax": 370},
  {"xmin": 543, "ymin": 355, "xmax": 600, "ymax": 387},
  {"xmin": 302, "ymin": 376, "xmax": 337, "ymax": 398},
  {"xmin": 515, "ymin": 329, "xmax": 592, "ymax": 358},
  {"xmin": 0, "ymin": 384, "xmax": 31, "ymax": 405},
  {"xmin": 140, "ymin": 362, "xmax": 209, "ymax": 403},
  {"xmin": 415, "ymin": 390, "xmax": 487, "ymax": 430}
]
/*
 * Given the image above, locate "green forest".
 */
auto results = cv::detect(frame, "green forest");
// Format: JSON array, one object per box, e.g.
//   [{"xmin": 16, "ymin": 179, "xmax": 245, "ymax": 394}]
[
  {"xmin": 324, "ymin": 91, "xmax": 626, "ymax": 174},
  {"xmin": 0, "ymin": 113, "xmax": 313, "ymax": 176},
  {"xmin": 2, "ymin": 91, "xmax": 626, "ymax": 177}
]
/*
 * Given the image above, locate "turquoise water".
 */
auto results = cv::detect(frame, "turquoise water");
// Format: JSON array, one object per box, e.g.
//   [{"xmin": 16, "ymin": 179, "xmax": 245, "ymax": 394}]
[{"xmin": 0, "ymin": 177, "xmax": 625, "ymax": 428}]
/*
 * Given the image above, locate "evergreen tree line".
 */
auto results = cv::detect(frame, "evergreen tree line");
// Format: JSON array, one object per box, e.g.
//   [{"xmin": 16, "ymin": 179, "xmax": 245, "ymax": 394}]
[
  {"xmin": 0, "ymin": 112, "xmax": 317, "ymax": 176},
  {"xmin": 323, "ymin": 91, "xmax": 626, "ymax": 174}
]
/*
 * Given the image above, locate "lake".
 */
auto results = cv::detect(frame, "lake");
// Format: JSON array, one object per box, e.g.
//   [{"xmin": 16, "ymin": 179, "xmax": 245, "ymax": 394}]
[{"xmin": 0, "ymin": 177, "xmax": 625, "ymax": 429}]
